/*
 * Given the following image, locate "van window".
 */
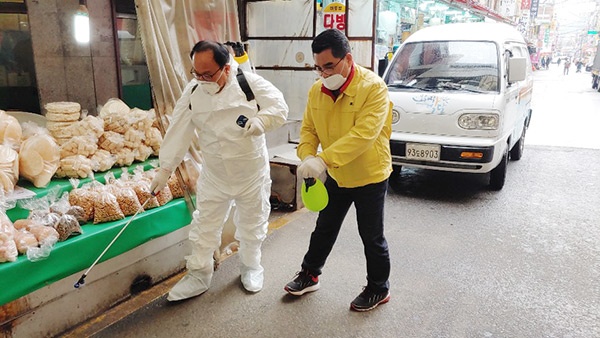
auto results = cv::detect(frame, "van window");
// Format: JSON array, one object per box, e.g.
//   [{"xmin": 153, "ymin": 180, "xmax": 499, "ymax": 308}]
[{"xmin": 386, "ymin": 41, "xmax": 500, "ymax": 92}]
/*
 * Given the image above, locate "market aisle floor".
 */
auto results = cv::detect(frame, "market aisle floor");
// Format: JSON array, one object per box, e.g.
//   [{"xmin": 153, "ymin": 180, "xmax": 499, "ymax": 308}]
[
  {"xmin": 64, "ymin": 144, "xmax": 600, "ymax": 338},
  {"xmin": 86, "ymin": 206, "xmax": 411, "ymax": 338},
  {"xmin": 526, "ymin": 63, "xmax": 600, "ymax": 149}
]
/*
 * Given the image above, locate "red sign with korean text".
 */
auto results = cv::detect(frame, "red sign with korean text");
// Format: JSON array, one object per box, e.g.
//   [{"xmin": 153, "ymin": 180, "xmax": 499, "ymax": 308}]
[{"xmin": 323, "ymin": 3, "xmax": 346, "ymax": 31}]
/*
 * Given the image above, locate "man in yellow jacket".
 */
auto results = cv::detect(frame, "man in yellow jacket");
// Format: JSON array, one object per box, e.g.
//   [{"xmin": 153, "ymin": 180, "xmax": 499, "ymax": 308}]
[{"xmin": 284, "ymin": 29, "xmax": 393, "ymax": 312}]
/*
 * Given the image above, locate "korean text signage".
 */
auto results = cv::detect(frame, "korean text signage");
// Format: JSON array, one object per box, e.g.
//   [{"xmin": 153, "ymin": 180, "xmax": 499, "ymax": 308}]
[
  {"xmin": 530, "ymin": 0, "xmax": 539, "ymax": 18},
  {"xmin": 323, "ymin": 2, "xmax": 346, "ymax": 30},
  {"xmin": 500, "ymin": 0, "xmax": 517, "ymax": 17}
]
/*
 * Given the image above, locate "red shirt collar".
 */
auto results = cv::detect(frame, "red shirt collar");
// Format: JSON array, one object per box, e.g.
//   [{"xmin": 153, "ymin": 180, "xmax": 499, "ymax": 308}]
[{"xmin": 320, "ymin": 63, "xmax": 356, "ymax": 100}]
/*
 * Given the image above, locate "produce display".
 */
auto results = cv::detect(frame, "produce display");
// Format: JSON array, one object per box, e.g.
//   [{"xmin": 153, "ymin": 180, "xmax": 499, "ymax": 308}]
[
  {"xmin": 0, "ymin": 98, "xmax": 199, "ymax": 265},
  {"xmin": 0, "ymin": 166, "xmax": 185, "ymax": 264},
  {"xmin": 0, "ymin": 98, "xmax": 165, "ymax": 195}
]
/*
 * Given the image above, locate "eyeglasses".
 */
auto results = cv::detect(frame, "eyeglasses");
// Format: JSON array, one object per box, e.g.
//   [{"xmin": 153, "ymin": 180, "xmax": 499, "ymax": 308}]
[
  {"xmin": 313, "ymin": 56, "xmax": 346, "ymax": 76},
  {"xmin": 190, "ymin": 66, "xmax": 222, "ymax": 81}
]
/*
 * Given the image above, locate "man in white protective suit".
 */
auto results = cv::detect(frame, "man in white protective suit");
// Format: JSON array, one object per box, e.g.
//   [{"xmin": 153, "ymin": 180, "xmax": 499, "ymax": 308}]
[{"xmin": 150, "ymin": 40, "xmax": 289, "ymax": 301}]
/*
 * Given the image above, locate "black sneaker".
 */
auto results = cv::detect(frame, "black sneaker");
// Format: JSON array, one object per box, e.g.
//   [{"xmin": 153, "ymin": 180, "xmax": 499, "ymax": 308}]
[
  {"xmin": 350, "ymin": 287, "xmax": 390, "ymax": 312},
  {"xmin": 284, "ymin": 270, "xmax": 320, "ymax": 296}
]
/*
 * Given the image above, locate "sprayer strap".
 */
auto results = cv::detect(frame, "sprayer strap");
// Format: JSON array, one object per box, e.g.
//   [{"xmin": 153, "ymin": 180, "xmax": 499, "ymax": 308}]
[{"xmin": 236, "ymin": 68, "xmax": 255, "ymax": 102}]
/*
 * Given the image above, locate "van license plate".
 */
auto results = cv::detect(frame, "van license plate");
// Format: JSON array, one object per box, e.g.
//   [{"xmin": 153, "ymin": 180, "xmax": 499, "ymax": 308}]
[{"xmin": 406, "ymin": 143, "xmax": 441, "ymax": 161}]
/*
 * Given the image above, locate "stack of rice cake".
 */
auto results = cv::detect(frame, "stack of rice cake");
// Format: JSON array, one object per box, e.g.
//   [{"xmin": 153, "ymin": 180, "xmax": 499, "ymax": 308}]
[{"xmin": 44, "ymin": 102, "xmax": 81, "ymax": 145}]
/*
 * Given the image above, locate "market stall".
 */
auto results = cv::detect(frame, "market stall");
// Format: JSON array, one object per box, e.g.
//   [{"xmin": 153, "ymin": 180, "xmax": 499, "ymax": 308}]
[
  {"xmin": 0, "ymin": 98, "xmax": 203, "ymax": 338},
  {"xmin": 0, "ymin": 162, "xmax": 192, "ymax": 306}
]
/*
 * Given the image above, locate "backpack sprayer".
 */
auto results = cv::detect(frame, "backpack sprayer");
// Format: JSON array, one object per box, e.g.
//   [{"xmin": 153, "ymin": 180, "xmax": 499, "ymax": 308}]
[{"xmin": 225, "ymin": 41, "xmax": 253, "ymax": 73}]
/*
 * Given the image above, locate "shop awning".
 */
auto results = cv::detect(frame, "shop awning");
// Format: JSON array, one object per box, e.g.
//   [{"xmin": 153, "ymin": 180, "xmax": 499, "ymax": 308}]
[{"xmin": 445, "ymin": 0, "xmax": 513, "ymax": 24}]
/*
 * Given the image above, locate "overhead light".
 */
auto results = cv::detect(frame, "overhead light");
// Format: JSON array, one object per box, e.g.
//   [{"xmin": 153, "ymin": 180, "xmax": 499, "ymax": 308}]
[{"xmin": 74, "ymin": 1, "xmax": 90, "ymax": 44}]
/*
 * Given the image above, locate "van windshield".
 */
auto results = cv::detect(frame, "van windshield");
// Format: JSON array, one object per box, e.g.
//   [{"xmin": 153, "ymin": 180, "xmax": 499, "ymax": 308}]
[{"xmin": 385, "ymin": 41, "xmax": 499, "ymax": 93}]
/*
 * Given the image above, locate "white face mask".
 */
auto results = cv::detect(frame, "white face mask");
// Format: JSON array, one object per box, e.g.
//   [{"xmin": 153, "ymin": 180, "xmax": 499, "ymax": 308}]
[
  {"xmin": 321, "ymin": 61, "xmax": 347, "ymax": 90},
  {"xmin": 199, "ymin": 81, "xmax": 221, "ymax": 95},
  {"xmin": 199, "ymin": 68, "xmax": 225, "ymax": 95},
  {"xmin": 322, "ymin": 74, "xmax": 347, "ymax": 90}
]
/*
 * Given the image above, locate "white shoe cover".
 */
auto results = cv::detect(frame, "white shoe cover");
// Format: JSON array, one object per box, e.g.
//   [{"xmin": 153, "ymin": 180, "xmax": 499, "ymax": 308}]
[
  {"xmin": 241, "ymin": 266, "xmax": 264, "ymax": 293},
  {"xmin": 167, "ymin": 270, "xmax": 211, "ymax": 301}
]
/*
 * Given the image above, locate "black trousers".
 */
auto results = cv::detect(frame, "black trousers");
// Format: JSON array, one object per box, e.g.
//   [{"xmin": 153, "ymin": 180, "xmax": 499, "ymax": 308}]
[{"xmin": 301, "ymin": 174, "xmax": 391, "ymax": 293}]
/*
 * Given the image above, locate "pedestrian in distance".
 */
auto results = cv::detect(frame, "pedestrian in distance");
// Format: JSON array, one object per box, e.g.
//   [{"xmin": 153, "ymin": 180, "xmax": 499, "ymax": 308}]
[
  {"xmin": 563, "ymin": 58, "xmax": 571, "ymax": 75},
  {"xmin": 284, "ymin": 29, "xmax": 393, "ymax": 312},
  {"xmin": 151, "ymin": 40, "xmax": 289, "ymax": 301}
]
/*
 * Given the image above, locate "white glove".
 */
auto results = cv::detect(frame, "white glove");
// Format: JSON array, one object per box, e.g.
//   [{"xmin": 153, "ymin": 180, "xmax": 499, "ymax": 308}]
[
  {"xmin": 297, "ymin": 155, "xmax": 327, "ymax": 179},
  {"xmin": 245, "ymin": 117, "xmax": 265, "ymax": 136},
  {"xmin": 150, "ymin": 168, "xmax": 171, "ymax": 195}
]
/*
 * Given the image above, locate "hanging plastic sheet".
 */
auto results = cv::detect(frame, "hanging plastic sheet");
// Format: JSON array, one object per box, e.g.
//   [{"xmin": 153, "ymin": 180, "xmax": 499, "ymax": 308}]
[{"xmin": 134, "ymin": 0, "xmax": 241, "ymax": 118}]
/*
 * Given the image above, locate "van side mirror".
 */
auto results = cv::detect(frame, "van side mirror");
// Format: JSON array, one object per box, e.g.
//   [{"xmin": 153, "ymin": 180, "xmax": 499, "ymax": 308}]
[{"xmin": 508, "ymin": 57, "xmax": 527, "ymax": 83}]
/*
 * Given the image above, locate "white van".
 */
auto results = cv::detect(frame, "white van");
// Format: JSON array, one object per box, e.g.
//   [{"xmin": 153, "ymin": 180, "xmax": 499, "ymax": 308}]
[{"xmin": 382, "ymin": 22, "xmax": 533, "ymax": 190}]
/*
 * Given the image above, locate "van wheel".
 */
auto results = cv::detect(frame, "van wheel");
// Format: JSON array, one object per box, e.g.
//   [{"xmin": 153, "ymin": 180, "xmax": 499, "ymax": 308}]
[
  {"xmin": 489, "ymin": 148, "xmax": 508, "ymax": 191},
  {"xmin": 510, "ymin": 125, "xmax": 526, "ymax": 161}
]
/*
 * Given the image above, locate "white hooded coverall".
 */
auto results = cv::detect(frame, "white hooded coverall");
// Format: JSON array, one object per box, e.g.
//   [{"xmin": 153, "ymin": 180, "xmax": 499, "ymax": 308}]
[{"xmin": 159, "ymin": 60, "xmax": 288, "ymax": 300}]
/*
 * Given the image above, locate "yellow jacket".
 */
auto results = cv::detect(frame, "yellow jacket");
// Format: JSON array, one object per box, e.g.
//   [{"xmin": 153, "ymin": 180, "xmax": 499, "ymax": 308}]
[{"xmin": 297, "ymin": 64, "xmax": 392, "ymax": 188}]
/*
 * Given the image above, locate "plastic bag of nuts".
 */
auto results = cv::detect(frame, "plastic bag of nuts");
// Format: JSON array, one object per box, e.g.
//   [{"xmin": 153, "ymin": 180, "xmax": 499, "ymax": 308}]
[
  {"xmin": 54, "ymin": 214, "xmax": 82, "ymax": 241},
  {"xmin": 130, "ymin": 181, "xmax": 160, "ymax": 210},
  {"xmin": 168, "ymin": 173, "xmax": 185, "ymax": 199},
  {"xmin": 39, "ymin": 212, "xmax": 61, "ymax": 228},
  {"xmin": 106, "ymin": 183, "xmax": 141, "ymax": 216},
  {"xmin": 130, "ymin": 168, "xmax": 159, "ymax": 209},
  {"xmin": 145, "ymin": 169, "xmax": 173, "ymax": 206},
  {"xmin": 68, "ymin": 186, "xmax": 98, "ymax": 222},
  {"xmin": 155, "ymin": 183, "xmax": 173, "ymax": 206},
  {"xmin": 65, "ymin": 205, "xmax": 87, "ymax": 224},
  {"xmin": 49, "ymin": 192, "xmax": 70, "ymax": 215},
  {"xmin": 93, "ymin": 186, "xmax": 125, "ymax": 224}
]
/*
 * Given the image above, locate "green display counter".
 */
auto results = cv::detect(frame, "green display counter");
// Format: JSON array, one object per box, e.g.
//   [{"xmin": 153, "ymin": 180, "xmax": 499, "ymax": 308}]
[{"xmin": 1, "ymin": 162, "xmax": 193, "ymax": 306}]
